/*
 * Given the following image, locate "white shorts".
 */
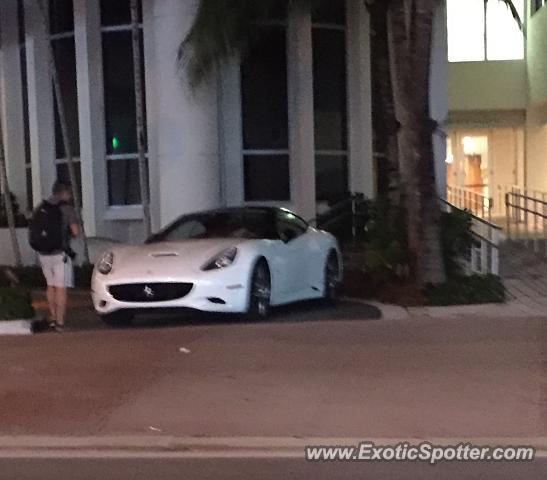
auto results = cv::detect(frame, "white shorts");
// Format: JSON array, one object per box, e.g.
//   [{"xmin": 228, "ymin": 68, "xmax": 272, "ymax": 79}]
[{"xmin": 39, "ymin": 253, "xmax": 74, "ymax": 288}]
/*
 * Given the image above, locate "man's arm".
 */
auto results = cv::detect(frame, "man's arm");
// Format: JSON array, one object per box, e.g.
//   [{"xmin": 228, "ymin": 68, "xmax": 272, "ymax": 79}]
[
  {"xmin": 63, "ymin": 204, "xmax": 80, "ymax": 238},
  {"xmin": 70, "ymin": 222, "xmax": 79, "ymax": 237}
]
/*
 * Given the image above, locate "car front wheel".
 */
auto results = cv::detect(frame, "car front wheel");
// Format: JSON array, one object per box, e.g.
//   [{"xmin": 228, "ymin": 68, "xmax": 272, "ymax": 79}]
[
  {"xmin": 246, "ymin": 260, "xmax": 271, "ymax": 320},
  {"xmin": 323, "ymin": 252, "xmax": 340, "ymax": 303}
]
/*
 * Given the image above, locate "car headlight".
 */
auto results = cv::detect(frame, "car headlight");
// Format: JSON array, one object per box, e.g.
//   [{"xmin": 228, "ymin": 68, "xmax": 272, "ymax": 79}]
[
  {"xmin": 201, "ymin": 247, "xmax": 238, "ymax": 271},
  {"xmin": 97, "ymin": 251, "xmax": 114, "ymax": 275}
]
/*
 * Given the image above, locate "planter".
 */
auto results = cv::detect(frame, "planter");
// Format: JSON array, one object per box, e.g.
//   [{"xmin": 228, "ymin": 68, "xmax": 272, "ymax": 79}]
[{"xmin": 0, "ymin": 319, "xmax": 33, "ymax": 335}]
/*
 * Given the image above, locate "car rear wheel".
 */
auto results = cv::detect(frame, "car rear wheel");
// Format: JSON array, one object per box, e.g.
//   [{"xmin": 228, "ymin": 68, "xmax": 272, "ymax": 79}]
[
  {"xmin": 323, "ymin": 252, "xmax": 339, "ymax": 303},
  {"xmin": 246, "ymin": 260, "xmax": 271, "ymax": 320},
  {"xmin": 100, "ymin": 312, "xmax": 133, "ymax": 328}
]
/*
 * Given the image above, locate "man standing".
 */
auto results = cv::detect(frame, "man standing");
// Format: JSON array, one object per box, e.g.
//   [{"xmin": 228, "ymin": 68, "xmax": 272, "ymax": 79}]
[{"xmin": 29, "ymin": 181, "xmax": 79, "ymax": 332}]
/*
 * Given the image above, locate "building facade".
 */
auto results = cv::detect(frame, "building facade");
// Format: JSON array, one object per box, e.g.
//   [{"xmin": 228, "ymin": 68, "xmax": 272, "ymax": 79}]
[
  {"xmin": 0, "ymin": 0, "xmax": 447, "ymax": 248},
  {"xmin": 447, "ymin": 0, "xmax": 547, "ymax": 215}
]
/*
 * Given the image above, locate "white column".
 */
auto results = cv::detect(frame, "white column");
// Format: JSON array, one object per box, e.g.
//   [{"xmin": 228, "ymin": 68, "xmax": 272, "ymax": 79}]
[
  {"xmin": 142, "ymin": 0, "xmax": 161, "ymax": 229},
  {"xmin": 73, "ymin": 0, "xmax": 107, "ymax": 236},
  {"xmin": 218, "ymin": 58, "xmax": 244, "ymax": 207},
  {"xmin": 146, "ymin": 0, "xmax": 221, "ymax": 228},
  {"xmin": 24, "ymin": 0, "xmax": 56, "ymax": 205},
  {"xmin": 430, "ymin": 0, "xmax": 448, "ymax": 197},
  {"xmin": 287, "ymin": 2, "xmax": 316, "ymax": 220},
  {"xmin": 347, "ymin": 0, "xmax": 375, "ymax": 198},
  {"xmin": 0, "ymin": 0, "xmax": 28, "ymax": 208}
]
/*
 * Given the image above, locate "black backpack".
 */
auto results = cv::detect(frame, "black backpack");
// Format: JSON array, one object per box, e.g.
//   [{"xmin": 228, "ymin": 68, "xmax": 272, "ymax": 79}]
[{"xmin": 28, "ymin": 201, "xmax": 64, "ymax": 254}]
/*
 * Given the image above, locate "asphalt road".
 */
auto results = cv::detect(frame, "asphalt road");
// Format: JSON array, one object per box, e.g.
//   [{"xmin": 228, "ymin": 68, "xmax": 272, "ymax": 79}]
[
  {"xmin": 0, "ymin": 308, "xmax": 545, "ymax": 438},
  {"xmin": 1, "ymin": 457, "xmax": 546, "ymax": 480}
]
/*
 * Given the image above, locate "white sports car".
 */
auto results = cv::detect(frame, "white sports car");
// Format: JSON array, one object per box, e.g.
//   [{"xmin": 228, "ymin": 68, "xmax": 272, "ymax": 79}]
[{"xmin": 92, "ymin": 207, "xmax": 342, "ymax": 325}]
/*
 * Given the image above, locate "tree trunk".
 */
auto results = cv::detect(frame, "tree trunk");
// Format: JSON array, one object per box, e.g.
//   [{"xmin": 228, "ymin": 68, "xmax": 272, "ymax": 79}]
[
  {"xmin": 387, "ymin": 0, "xmax": 445, "ymax": 286},
  {"xmin": 0, "ymin": 122, "xmax": 22, "ymax": 267},
  {"xmin": 130, "ymin": 0, "xmax": 151, "ymax": 238},
  {"xmin": 368, "ymin": 0, "xmax": 400, "ymax": 204},
  {"xmin": 36, "ymin": 0, "xmax": 90, "ymax": 264}
]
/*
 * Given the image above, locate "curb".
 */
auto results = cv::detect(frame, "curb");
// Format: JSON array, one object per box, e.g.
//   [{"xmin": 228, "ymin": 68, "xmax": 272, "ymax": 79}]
[
  {"xmin": 0, "ymin": 319, "xmax": 33, "ymax": 336},
  {"xmin": 344, "ymin": 297, "xmax": 547, "ymax": 320},
  {"xmin": 0, "ymin": 436, "xmax": 546, "ymax": 458}
]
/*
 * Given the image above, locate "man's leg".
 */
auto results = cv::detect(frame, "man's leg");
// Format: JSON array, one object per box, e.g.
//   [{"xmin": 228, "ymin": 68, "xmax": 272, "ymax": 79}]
[
  {"xmin": 46, "ymin": 286, "xmax": 57, "ymax": 323},
  {"xmin": 55, "ymin": 287, "xmax": 67, "ymax": 327}
]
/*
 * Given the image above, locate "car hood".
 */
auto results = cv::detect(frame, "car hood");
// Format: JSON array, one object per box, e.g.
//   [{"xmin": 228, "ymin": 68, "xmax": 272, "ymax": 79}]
[{"xmin": 105, "ymin": 238, "xmax": 246, "ymax": 279}]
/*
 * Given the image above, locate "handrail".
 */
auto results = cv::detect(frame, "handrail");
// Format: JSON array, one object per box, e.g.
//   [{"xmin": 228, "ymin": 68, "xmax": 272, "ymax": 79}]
[
  {"xmin": 446, "ymin": 185, "xmax": 493, "ymax": 221},
  {"xmin": 439, "ymin": 198, "xmax": 501, "ymax": 231},
  {"xmin": 308, "ymin": 193, "xmax": 365, "ymax": 224},
  {"xmin": 505, "ymin": 190, "xmax": 547, "ymax": 250},
  {"xmin": 440, "ymin": 198, "xmax": 500, "ymax": 275},
  {"xmin": 308, "ymin": 193, "xmax": 367, "ymax": 243}
]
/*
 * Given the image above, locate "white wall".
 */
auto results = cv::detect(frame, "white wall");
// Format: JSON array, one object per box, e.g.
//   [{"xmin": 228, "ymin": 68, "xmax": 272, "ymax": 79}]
[
  {"xmin": 524, "ymin": 4, "xmax": 547, "ymax": 193},
  {"xmin": 526, "ymin": 107, "xmax": 547, "ymax": 192},
  {"xmin": 448, "ymin": 60, "xmax": 527, "ymax": 111},
  {"xmin": 146, "ymin": 0, "xmax": 221, "ymax": 229},
  {"xmin": 431, "ymin": 0, "xmax": 448, "ymax": 196},
  {"xmin": 490, "ymin": 127, "xmax": 524, "ymax": 189},
  {"xmin": 527, "ymin": 4, "xmax": 547, "ymax": 106}
]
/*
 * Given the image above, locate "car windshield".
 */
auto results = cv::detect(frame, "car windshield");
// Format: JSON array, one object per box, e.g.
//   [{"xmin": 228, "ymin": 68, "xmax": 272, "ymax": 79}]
[{"xmin": 146, "ymin": 210, "xmax": 278, "ymax": 243}]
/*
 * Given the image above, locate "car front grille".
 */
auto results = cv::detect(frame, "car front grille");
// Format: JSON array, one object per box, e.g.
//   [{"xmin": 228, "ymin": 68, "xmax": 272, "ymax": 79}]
[{"xmin": 109, "ymin": 283, "xmax": 193, "ymax": 303}]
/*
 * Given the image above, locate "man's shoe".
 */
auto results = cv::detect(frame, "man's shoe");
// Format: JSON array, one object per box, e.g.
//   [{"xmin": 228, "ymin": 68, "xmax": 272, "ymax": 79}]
[{"xmin": 54, "ymin": 324, "xmax": 65, "ymax": 332}]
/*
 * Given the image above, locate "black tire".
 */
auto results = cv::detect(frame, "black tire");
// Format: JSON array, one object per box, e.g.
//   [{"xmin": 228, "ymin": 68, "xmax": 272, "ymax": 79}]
[
  {"xmin": 323, "ymin": 251, "xmax": 340, "ymax": 303},
  {"xmin": 100, "ymin": 311, "xmax": 133, "ymax": 328},
  {"xmin": 246, "ymin": 260, "xmax": 271, "ymax": 321}
]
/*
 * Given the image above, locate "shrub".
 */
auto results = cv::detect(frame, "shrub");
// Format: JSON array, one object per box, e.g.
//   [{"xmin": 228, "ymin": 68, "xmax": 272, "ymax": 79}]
[
  {"xmin": 440, "ymin": 208, "xmax": 477, "ymax": 277},
  {"xmin": 0, "ymin": 265, "xmax": 93, "ymax": 289},
  {"xmin": 348, "ymin": 201, "xmax": 506, "ymax": 306},
  {"xmin": 359, "ymin": 199, "xmax": 408, "ymax": 282},
  {"xmin": 0, "ymin": 287, "xmax": 35, "ymax": 320},
  {"xmin": 424, "ymin": 274, "xmax": 506, "ymax": 306}
]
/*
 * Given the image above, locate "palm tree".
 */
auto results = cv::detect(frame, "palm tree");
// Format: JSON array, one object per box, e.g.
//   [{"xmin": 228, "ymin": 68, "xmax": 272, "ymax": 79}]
[
  {"xmin": 386, "ymin": 0, "xmax": 446, "ymax": 284},
  {"xmin": 35, "ymin": 0, "xmax": 90, "ymax": 264},
  {"xmin": 0, "ymin": 120, "xmax": 23, "ymax": 267},
  {"xmin": 130, "ymin": 0, "xmax": 151, "ymax": 237},
  {"xmin": 179, "ymin": 0, "xmax": 521, "ymax": 286},
  {"xmin": 368, "ymin": 1, "xmax": 400, "ymax": 204}
]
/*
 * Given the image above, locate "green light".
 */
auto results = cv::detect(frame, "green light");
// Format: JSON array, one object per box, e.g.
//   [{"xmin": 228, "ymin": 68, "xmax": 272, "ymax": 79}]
[{"xmin": 112, "ymin": 136, "xmax": 119, "ymax": 150}]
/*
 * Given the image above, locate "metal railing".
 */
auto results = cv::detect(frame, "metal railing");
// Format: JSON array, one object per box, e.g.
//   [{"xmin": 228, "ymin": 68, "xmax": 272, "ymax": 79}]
[
  {"xmin": 447, "ymin": 185, "xmax": 493, "ymax": 221},
  {"xmin": 309, "ymin": 193, "xmax": 368, "ymax": 245},
  {"xmin": 505, "ymin": 189, "xmax": 547, "ymax": 253},
  {"xmin": 441, "ymin": 198, "xmax": 502, "ymax": 276}
]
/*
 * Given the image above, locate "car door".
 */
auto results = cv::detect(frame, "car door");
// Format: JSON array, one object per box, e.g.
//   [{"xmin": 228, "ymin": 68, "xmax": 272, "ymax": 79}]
[{"xmin": 273, "ymin": 210, "xmax": 315, "ymax": 300}]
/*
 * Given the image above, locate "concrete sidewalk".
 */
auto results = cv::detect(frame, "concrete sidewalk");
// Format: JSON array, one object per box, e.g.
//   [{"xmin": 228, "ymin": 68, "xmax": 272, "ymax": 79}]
[
  {"xmin": 1, "ymin": 435, "xmax": 546, "ymax": 458},
  {"xmin": 365, "ymin": 299, "xmax": 547, "ymax": 320}
]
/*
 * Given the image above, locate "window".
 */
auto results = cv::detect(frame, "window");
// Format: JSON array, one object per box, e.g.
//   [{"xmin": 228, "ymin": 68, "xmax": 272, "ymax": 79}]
[
  {"xmin": 149, "ymin": 209, "xmax": 278, "ymax": 242},
  {"xmin": 100, "ymin": 0, "xmax": 148, "ymax": 206},
  {"xmin": 447, "ymin": 0, "xmax": 524, "ymax": 62},
  {"xmin": 275, "ymin": 210, "xmax": 308, "ymax": 241},
  {"xmin": 49, "ymin": 0, "xmax": 81, "ymax": 197},
  {"xmin": 312, "ymin": 2, "xmax": 348, "ymax": 202},
  {"xmin": 18, "ymin": 0, "xmax": 32, "ymax": 209},
  {"xmin": 241, "ymin": 25, "xmax": 290, "ymax": 201},
  {"xmin": 531, "ymin": 0, "xmax": 546, "ymax": 15}
]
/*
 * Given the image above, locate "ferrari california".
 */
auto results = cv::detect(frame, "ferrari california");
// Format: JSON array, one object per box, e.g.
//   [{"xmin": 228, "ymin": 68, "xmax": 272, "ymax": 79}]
[{"xmin": 91, "ymin": 207, "xmax": 342, "ymax": 325}]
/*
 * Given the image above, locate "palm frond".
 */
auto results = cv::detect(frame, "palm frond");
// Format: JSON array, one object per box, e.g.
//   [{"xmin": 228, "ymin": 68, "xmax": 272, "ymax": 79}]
[
  {"xmin": 490, "ymin": 0, "xmax": 523, "ymax": 31},
  {"xmin": 178, "ymin": 0, "xmax": 284, "ymax": 87},
  {"xmin": 179, "ymin": 0, "xmax": 332, "ymax": 87}
]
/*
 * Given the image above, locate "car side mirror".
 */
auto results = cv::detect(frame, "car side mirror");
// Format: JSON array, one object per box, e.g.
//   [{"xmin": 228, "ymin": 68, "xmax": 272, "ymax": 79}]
[{"xmin": 280, "ymin": 228, "xmax": 297, "ymax": 243}]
